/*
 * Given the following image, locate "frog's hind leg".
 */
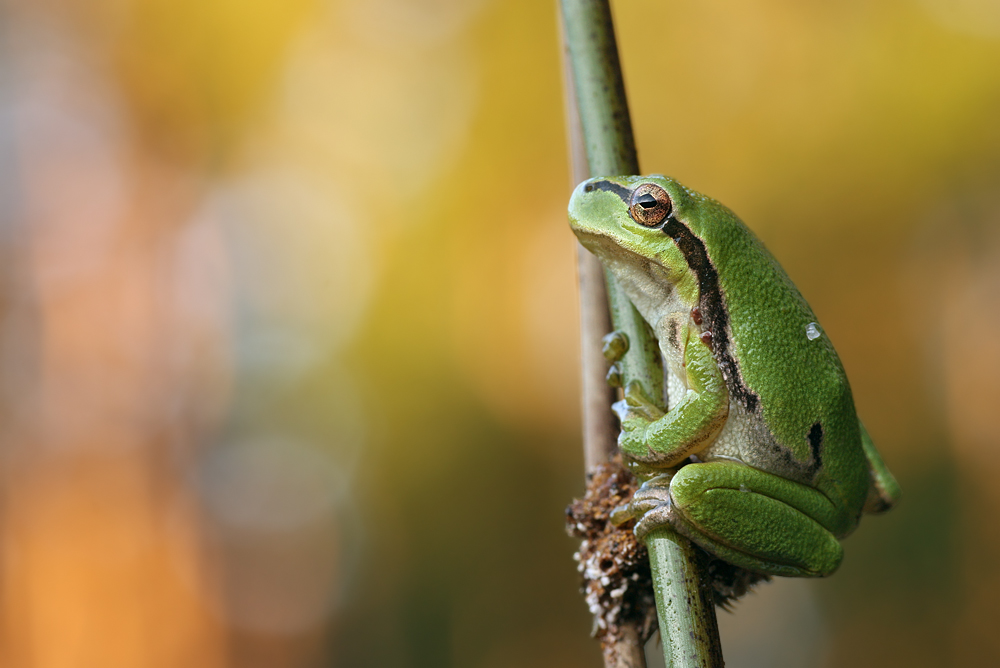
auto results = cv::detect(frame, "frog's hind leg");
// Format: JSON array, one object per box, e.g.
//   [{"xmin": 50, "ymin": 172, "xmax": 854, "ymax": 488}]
[
  {"xmin": 859, "ymin": 421, "xmax": 901, "ymax": 514},
  {"xmin": 645, "ymin": 461, "xmax": 846, "ymax": 578}
]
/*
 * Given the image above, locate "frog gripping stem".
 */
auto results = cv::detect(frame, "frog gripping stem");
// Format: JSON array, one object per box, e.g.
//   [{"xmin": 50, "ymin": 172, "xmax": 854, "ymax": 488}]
[{"xmin": 559, "ymin": 1, "xmax": 725, "ymax": 666}]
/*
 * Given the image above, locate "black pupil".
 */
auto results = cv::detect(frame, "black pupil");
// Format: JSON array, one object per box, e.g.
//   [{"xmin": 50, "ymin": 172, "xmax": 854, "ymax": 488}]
[{"xmin": 636, "ymin": 193, "xmax": 658, "ymax": 209}]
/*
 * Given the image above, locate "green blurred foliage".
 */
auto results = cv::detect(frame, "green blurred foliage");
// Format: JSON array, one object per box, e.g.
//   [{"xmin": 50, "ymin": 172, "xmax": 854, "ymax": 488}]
[{"xmin": 12, "ymin": 0, "xmax": 1000, "ymax": 665}]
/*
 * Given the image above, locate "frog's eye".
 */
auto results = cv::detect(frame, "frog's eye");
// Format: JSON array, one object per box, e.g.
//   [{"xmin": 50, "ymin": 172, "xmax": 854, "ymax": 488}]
[{"xmin": 629, "ymin": 184, "xmax": 672, "ymax": 227}]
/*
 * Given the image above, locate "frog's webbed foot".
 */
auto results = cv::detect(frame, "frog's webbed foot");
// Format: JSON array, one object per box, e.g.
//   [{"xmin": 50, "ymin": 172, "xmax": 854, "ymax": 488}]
[{"xmin": 609, "ymin": 473, "xmax": 675, "ymax": 541}]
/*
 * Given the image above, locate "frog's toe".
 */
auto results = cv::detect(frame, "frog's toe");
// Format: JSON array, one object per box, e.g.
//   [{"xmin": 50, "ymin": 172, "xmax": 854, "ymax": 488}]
[
  {"xmin": 610, "ymin": 503, "xmax": 633, "ymax": 526},
  {"xmin": 601, "ymin": 331, "xmax": 629, "ymax": 363},
  {"xmin": 633, "ymin": 504, "xmax": 672, "ymax": 542},
  {"xmin": 629, "ymin": 492, "xmax": 664, "ymax": 518},
  {"xmin": 605, "ymin": 362, "xmax": 623, "ymax": 388},
  {"xmin": 631, "ymin": 474, "xmax": 671, "ymax": 506},
  {"xmin": 629, "ymin": 473, "xmax": 674, "ymax": 539}
]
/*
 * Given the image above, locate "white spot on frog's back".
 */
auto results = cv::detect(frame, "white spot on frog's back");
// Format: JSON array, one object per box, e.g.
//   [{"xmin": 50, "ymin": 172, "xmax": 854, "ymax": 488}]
[{"xmin": 805, "ymin": 322, "xmax": 822, "ymax": 341}]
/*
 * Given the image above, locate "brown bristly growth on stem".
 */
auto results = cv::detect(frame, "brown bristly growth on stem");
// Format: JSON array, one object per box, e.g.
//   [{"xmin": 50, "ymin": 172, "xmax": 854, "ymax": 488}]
[
  {"xmin": 565, "ymin": 458, "xmax": 771, "ymax": 641},
  {"xmin": 566, "ymin": 457, "xmax": 657, "ymax": 662}
]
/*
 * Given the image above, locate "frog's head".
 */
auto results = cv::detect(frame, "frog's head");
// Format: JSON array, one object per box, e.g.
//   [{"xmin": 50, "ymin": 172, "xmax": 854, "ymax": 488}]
[{"xmin": 568, "ymin": 174, "xmax": 707, "ymax": 300}]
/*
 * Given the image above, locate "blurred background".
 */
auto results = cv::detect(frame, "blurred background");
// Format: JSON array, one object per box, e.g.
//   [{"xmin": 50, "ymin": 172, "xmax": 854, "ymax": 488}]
[{"xmin": 0, "ymin": 0, "xmax": 997, "ymax": 666}]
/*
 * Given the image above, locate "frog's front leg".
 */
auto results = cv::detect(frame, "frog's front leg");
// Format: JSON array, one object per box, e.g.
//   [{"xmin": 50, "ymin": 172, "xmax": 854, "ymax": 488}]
[
  {"xmin": 639, "ymin": 461, "xmax": 847, "ymax": 577},
  {"xmin": 613, "ymin": 322, "xmax": 728, "ymax": 468}
]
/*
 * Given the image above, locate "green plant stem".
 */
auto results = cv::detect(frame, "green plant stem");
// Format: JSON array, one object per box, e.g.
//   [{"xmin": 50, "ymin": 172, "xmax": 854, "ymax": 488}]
[
  {"xmin": 646, "ymin": 529, "xmax": 724, "ymax": 667},
  {"xmin": 559, "ymin": 2, "xmax": 724, "ymax": 666},
  {"xmin": 561, "ymin": 20, "xmax": 647, "ymax": 668}
]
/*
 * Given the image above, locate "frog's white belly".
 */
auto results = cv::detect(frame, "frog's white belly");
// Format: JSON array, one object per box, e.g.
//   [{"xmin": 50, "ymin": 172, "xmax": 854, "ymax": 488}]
[
  {"xmin": 627, "ymin": 263, "xmax": 782, "ymax": 471},
  {"xmin": 702, "ymin": 400, "xmax": 754, "ymax": 462},
  {"xmin": 664, "ymin": 365, "xmax": 686, "ymax": 414},
  {"xmin": 664, "ymin": 365, "xmax": 749, "ymax": 464}
]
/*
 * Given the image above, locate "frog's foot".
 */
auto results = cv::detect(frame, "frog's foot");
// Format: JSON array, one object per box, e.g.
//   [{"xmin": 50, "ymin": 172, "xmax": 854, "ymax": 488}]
[
  {"xmin": 650, "ymin": 461, "xmax": 847, "ymax": 578},
  {"xmin": 615, "ymin": 473, "xmax": 675, "ymax": 539},
  {"xmin": 612, "ymin": 382, "xmax": 670, "ymax": 462}
]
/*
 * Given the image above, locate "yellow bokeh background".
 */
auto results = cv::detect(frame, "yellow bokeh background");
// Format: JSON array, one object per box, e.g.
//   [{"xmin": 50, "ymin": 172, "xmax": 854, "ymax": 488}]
[{"xmin": 0, "ymin": 0, "xmax": 998, "ymax": 666}]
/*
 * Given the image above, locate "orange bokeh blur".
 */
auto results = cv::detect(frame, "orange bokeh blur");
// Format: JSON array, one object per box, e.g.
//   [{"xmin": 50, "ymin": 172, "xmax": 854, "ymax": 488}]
[{"xmin": 0, "ymin": 1, "xmax": 998, "ymax": 667}]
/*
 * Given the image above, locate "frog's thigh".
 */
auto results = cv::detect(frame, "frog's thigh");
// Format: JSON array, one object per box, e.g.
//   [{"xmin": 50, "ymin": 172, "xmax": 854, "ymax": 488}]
[{"xmin": 669, "ymin": 461, "xmax": 843, "ymax": 577}]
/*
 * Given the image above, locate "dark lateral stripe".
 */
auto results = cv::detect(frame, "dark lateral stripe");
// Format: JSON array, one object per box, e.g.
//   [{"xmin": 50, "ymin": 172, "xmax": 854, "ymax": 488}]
[
  {"xmin": 588, "ymin": 179, "xmax": 630, "ymax": 202},
  {"xmin": 661, "ymin": 216, "xmax": 760, "ymax": 415},
  {"xmin": 807, "ymin": 422, "xmax": 824, "ymax": 474}
]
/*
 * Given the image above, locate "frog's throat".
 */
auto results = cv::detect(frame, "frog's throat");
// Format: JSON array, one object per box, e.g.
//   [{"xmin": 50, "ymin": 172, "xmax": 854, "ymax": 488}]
[{"xmin": 584, "ymin": 178, "xmax": 762, "ymax": 418}]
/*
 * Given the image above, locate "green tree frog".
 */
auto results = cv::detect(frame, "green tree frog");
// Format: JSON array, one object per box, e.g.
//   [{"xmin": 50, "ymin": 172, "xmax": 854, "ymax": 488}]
[{"xmin": 568, "ymin": 175, "xmax": 900, "ymax": 578}]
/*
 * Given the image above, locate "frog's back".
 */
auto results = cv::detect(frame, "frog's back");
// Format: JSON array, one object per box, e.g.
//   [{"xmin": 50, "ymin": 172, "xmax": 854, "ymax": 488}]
[{"xmin": 665, "ymin": 180, "xmax": 870, "ymax": 526}]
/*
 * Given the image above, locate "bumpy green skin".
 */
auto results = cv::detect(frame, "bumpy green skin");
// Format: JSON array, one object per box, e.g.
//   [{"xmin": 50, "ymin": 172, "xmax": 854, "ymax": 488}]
[{"xmin": 569, "ymin": 175, "xmax": 900, "ymax": 578}]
